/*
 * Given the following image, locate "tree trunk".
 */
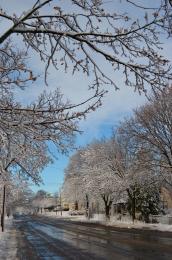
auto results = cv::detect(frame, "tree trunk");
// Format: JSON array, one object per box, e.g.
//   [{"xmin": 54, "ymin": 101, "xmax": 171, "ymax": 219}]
[
  {"xmin": 105, "ymin": 204, "xmax": 111, "ymax": 219},
  {"xmin": 85, "ymin": 194, "xmax": 90, "ymax": 219},
  {"xmin": 1, "ymin": 185, "xmax": 6, "ymax": 232},
  {"xmin": 131, "ymin": 196, "xmax": 136, "ymax": 223},
  {"xmin": 96, "ymin": 202, "xmax": 99, "ymax": 215},
  {"xmin": 144, "ymin": 214, "xmax": 150, "ymax": 223},
  {"xmin": 127, "ymin": 188, "xmax": 136, "ymax": 223},
  {"xmin": 102, "ymin": 195, "xmax": 112, "ymax": 220},
  {"xmin": 75, "ymin": 200, "xmax": 78, "ymax": 210}
]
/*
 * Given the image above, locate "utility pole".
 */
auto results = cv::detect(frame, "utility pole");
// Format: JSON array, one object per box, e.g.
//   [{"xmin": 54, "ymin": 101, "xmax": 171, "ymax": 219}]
[
  {"xmin": 55, "ymin": 193, "xmax": 58, "ymax": 215},
  {"xmin": 59, "ymin": 188, "xmax": 62, "ymax": 216},
  {"xmin": 57, "ymin": 180, "xmax": 63, "ymax": 216},
  {"xmin": 74, "ymin": 182, "xmax": 78, "ymax": 210},
  {"xmin": 1, "ymin": 184, "xmax": 6, "ymax": 232}
]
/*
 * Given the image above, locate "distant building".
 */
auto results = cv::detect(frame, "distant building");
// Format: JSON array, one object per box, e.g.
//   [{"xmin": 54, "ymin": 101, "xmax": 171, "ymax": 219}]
[{"xmin": 160, "ymin": 184, "xmax": 172, "ymax": 214}]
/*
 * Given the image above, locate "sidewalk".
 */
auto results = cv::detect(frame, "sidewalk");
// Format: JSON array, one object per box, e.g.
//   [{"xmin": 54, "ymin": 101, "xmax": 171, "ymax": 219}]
[{"xmin": 0, "ymin": 217, "xmax": 18, "ymax": 259}]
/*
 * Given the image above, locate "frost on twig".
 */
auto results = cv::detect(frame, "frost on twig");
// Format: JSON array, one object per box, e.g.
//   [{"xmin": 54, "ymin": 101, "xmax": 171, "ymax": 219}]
[{"xmin": 0, "ymin": 0, "xmax": 172, "ymax": 94}]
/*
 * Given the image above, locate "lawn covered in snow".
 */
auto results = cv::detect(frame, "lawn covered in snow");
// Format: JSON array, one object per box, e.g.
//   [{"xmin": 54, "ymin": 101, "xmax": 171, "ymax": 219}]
[{"xmin": 37, "ymin": 211, "xmax": 172, "ymax": 232}]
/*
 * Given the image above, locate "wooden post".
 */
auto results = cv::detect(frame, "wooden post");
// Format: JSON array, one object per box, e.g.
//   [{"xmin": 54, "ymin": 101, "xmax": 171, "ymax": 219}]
[
  {"xmin": 60, "ymin": 192, "xmax": 62, "ymax": 216},
  {"xmin": 1, "ymin": 185, "xmax": 6, "ymax": 232}
]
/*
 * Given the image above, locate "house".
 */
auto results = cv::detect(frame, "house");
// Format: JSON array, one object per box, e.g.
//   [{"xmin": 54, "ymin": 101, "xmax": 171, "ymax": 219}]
[{"xmin": 160, "ymin": 184, "xmax": 172, "ymax": 214}]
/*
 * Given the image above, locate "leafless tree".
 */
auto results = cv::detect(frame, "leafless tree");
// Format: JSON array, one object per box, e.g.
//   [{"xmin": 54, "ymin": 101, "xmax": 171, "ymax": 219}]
[
  {"xmin": 1, "ymin": 1, "xmax": 172, "ymax": 223},
  {"xmin": 118, "ymin": 85, "xmax": 172, "ymax": 185},
  {"xmin": 0, "ymin": 40, "xmax": 37, "ymax": 95},
  {"xmin": 0, "ymin": 0, "xmax": 172, "ymax": 166},
  {"xmin": 0, "ymin": 42, "xmax": 103, "ymax": 163},
  {"xmin": 62, "ymin": 150, "xmax": 87, "ymax": 210},
  {"xmin": 4, "ymin": 173, "xmax": 33, "ymax": 215},
  {"xmin": 0, "ymin": 0, "xmax": 172, "ymax": 94}
]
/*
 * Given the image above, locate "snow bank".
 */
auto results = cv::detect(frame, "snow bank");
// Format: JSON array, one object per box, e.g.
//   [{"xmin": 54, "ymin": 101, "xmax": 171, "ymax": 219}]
[
  {"xmin": 109, "ymin": 220, "xmax": 172, "ymax": 232},
  {"xmin": 37, "ymin": 211, "xmax": 172, "ymax": 232}
]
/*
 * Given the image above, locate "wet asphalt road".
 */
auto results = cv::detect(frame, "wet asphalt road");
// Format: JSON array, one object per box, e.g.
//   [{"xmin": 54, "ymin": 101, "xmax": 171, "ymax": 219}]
[{"xmin": 14, "ymin": 215, "xmax": 172, "ymax": 260}]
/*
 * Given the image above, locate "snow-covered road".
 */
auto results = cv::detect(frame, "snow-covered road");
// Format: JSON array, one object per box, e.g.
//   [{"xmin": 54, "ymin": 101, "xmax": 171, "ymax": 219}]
[{"xmin": 13, "ymin": 215, "xmax": 172, "ymax": 259}]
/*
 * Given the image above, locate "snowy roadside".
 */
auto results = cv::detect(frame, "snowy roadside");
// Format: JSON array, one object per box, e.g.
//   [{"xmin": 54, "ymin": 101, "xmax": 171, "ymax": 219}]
[
  {"xmin": 108, "ymin": 219, "xmax": 172, "ymax": 232},
  {"xmin": 0, "ymin": 217, "xmax": 18, "ymax": 259},
  {"xmin": 37, "ymin": 212, "xmax": 172, "ymax": 232}
]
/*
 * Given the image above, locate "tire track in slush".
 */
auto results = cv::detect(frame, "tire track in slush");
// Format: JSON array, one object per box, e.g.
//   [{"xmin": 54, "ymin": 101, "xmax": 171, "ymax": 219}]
[{"xmin": 19, "ymin": 220, "xmax": 103, "ymax": 260}]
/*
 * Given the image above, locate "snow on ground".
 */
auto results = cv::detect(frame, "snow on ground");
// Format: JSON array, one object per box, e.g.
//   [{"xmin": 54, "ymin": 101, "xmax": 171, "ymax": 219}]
[
  {"xmin": 109, "ymin": 218, "xmax": 172, "ymax": 232},
  {"xmin": 0, "ymin": 217, "xmax": 18, "ymax": 259},
  {"xmin": 39, "ymin": 211, "xmax": 172, "ymax": 232}
]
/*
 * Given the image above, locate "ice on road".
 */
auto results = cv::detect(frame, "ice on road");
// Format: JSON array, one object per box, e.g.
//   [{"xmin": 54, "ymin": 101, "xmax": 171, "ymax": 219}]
[{"xmin": 1, "ymin": 215, "xmax": 172, "ymax": 259}]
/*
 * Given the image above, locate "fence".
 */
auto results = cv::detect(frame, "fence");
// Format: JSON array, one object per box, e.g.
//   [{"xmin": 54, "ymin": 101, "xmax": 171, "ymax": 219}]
[{"xmin": 150, "ymin": 215, "xmax": 172, "ymax": 225}]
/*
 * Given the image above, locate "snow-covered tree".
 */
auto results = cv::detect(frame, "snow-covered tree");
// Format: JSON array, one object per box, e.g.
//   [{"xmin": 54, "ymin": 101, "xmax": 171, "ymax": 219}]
[
  {"xmin": 0, "ymin": 127, "xmax": 51, "ymax": 183},
  {"xmin": 73, "ymin": 140, "xmax": 125, "ymax": 219},
  {"xmin": 5, "ymin": 173, "xmax": 33, "ymax": 215},
  {"xmin": 0, "ymin": 0, "xmax": 172, "ymax": 96},
  {"xmin": 31, "ymin": 190, "xmax": 56, "ymax": 213},
  {"xmin": 0, "ymin": 1, "xmax": 172, "ymax": 223},
  {"xmin": 127, "ymin": 182, "xmax": 162, "ymax": 223},
  {"xmin": 0, "ymin": 170, "xmax": 33, "ymax": 230},
  {"xmin": 63, "ymin": 125, "xmax": 166, "ymax": 221},
  {"xmin": 32, "ymin": 190, "xmax": 47, "ymax": 213},
  {"xmin": 62, "ymin": 150, "xmax": 87, "ymax": 209},
  {"xmin": 0, "ymin": 126, "xmax": 52, "ymax": 231},
  {"xmin": 115, "ymin": 119, "xmax": 165, "ymax": 222},
  {"xmin": 118, "ymin": 86, "xmax": 172, "ymax": 185}
]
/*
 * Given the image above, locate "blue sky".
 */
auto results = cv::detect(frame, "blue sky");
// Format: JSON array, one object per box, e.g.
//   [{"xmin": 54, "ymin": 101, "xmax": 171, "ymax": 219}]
[
  {"xmin": 1, "ymin": 0, "xmax": 171, "ymax": 194},
  {"xmin": 30, "ymin": 127, "xmax": 117, "ymax": 194},
  {"xmin": 30, "ymin": 88, "xmax": 146, "ymax": 194}
]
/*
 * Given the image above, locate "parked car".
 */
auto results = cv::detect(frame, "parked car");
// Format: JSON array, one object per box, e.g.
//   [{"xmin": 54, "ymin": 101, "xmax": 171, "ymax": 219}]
[{"xmin": 69, "ymin": 210, "xmax": 85, "ymax": 216}]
